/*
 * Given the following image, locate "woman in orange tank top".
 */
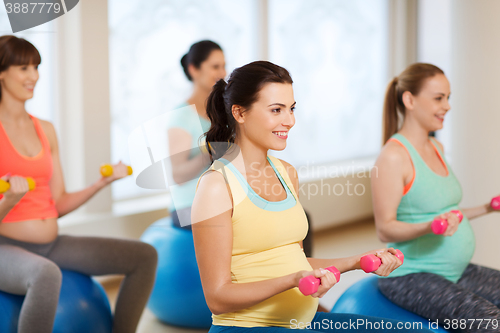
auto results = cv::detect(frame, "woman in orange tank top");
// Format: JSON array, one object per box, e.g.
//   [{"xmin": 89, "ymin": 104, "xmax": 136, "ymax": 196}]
[{"xmin": 0, "ymin": 35, "xmax": 157, "ymax": 333}]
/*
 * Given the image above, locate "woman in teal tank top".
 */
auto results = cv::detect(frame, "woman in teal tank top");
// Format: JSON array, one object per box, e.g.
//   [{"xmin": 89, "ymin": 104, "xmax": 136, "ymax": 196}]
[
  {"xmin": 372, "ymin": 63, "xmax": 500, "ymax": 332},
  {"xmin": 192, "ymin": 61, "xmax": 432, "ymax": 333},
  {"xmin": 167, "ymin": 40, "xmax": 226, "ymax": 228}
]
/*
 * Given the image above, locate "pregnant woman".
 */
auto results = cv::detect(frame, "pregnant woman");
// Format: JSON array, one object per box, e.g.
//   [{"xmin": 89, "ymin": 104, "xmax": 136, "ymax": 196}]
[
  {"xmin": 0, "ymin": 35, "xmax": 157, "ymax": 333},
  {"xmin": 372, "ymin": 62, "xmax": 500, "ymax": 333}
]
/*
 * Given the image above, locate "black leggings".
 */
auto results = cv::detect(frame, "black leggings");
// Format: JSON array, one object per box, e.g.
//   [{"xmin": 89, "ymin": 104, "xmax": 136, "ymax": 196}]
[
  {"xmin": 379, "ymin": 264, "xmax": 500, "ymax": 333},
  {"xmin": 0, "ymin": 234, "xmax": 158, "ymax": 333}
]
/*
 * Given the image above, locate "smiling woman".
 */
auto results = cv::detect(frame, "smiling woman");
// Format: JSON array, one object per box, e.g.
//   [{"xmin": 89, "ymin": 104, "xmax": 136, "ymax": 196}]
[
  {"xmin": 0, "ymin": 43, "xmax": 40, "ymax": 102},
  {"xmin": 382, "ymin": 63, "xmax": 446, "ymax": 144},
  {"xmin": 0, "ymin": 5, "xmax": 57, "ymax": 123},
  {"xmin": 372, "ymin": 62, "xmax": 500, "ymax": 332},
  {"xmin": 166, "ymin": 40, "xmax": 226, "ymax": 229},
  {"xmin": 204, "ymin": 61, "xmax": 294, "ymax": 162},
  {"xmin": 191, "ymin": 61, "xmax": 431, "ymax": 333},
  {"xmin": 0, "ymin": 35, "xmax": 158, "ymax": 333}
]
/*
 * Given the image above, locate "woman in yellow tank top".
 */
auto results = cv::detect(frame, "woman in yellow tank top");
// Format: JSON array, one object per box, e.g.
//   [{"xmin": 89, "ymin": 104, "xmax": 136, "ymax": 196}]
[{"xmin": 191, "ymin": 61, "xmax": 432, "ymax": 333}]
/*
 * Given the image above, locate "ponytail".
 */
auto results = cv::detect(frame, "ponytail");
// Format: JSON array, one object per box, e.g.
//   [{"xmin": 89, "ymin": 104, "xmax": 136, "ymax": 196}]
[
  {"xmin": 381, "ymin": 63, "xmax": 445, "ymax": 145},
  {"xmin": 180, "ymin": 54, "xmax": 190, "ymax": 81},
  {"xmin": 204, "ymin": 61, "xmax": 293, "ymax": 162},
  {"xmin": 205, "ymin": 79, "xmax": 235, "ymax": 161},
  {"xmin": 180, "ymin": 40, "xmax": 223, "ymax": 82},
  {"xmin": 382, "ymin": 77, "xmax": 400, "ymax": 144}
]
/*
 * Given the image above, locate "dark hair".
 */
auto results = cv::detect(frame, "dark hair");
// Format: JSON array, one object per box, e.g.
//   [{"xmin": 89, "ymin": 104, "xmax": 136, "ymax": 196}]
[
  {"xmin": 180, "ymin": 40, "xmax": 222, "ymax": 81},
  {"xmin": 0, "ymin": 35, "xmax": 41, "ymax": 101},
  {"xmin": 205, "ymin": 60, "xmax": 293, "ymax": 161},
  {"xmin": 383, "ymin": 63, "xmax": 444, "ymax": 144}
]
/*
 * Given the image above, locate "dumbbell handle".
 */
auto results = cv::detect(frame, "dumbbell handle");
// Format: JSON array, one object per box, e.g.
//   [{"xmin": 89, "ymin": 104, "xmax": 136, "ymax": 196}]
[
  {"xmin": 360, "ymin": 249, "xmax": 405, "ymax": 273},
  {"xmin": 432, "ymin": 210, "xmax": 463, "ymax": 235},
  {"xmin": 100, "ymin": 164, "xmax": 133, "ymax": 177},
  {"xmin": 491, "ymin": 196, "xmax": 500, "ymax": 210},
  {"xmin": 0, "ymin": 177, "xmax": 36, "ymax": 193},
  {"xmin": 298, "ymin": 266, "xmax": 341, "ymax": 296}
]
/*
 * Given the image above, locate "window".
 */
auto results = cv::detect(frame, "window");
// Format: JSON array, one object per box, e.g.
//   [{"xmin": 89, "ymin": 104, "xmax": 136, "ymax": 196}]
[
  {"xmin": 109, "ymin": 0, "xmax": 391, "ymax": 200},
  {"xmin": 108, "ymin": 0, "xmax": 259, "ymax": 200},
  {"xmin": 268, "ymin": 0, "xmax": 389, "ymax": 166}
]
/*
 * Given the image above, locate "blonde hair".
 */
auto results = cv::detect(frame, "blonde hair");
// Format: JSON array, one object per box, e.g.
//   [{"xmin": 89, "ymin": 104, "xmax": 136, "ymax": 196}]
[{"xmin": 382, "ymin": 63, "xmax": 444, "ymax": 144}]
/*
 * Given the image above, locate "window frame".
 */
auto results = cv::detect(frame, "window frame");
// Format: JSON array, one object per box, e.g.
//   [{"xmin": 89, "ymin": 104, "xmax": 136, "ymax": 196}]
[{"xmin": 55, "ymin": 0, "xmax": 417, "ymax": 225}]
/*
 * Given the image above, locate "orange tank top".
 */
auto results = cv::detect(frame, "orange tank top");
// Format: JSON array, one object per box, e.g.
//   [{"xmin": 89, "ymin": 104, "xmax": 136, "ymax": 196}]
[{"xmin": 0, "ymin": 115, "xmax": 59, "ymax": 222}]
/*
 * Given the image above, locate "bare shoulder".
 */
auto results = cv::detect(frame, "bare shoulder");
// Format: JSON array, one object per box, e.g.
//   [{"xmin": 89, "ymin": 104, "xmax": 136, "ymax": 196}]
[
  {"xmin": 197, "ymin": 170, "xmax": 228, "ymax": 194},
  {"xmin": 277, "ymin": 158, "xmax": 298, "ymax": 180},
  {"xmin": 37, "ymin": 118, "xmax": 55, "ymax": 135},
  {"xmin": 431, "ymin": 137, "xmax": 445, "ymax": 153},
  {"xmin": 193, "ymin": 170, "xmax": 233, "ymax": 224},
  {"xmin": 37, "ymin": 119, "xmax": 58, "ymax": 148},
  {"xmin": 376, "ymin": 140, "xmax": 407, "ymax": 167}
]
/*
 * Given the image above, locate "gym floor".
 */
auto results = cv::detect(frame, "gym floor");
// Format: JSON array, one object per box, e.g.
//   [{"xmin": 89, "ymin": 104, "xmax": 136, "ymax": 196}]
[{"xmin": 103, "ymin": 218, "xmax": 384, "ymax": 333}]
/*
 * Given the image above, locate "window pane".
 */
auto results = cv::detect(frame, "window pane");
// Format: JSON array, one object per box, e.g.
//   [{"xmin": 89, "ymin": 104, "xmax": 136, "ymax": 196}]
[
  {"xmin": 268, "ymin": 0, "xmax": 389, "ymax": 166},
  {"xmin": 418, "ymin": 0, "xmax": 452, "ymax": 156},
  {"xmin": 108, "ymin": 0, "xmax": 258, "ymax": 200}
]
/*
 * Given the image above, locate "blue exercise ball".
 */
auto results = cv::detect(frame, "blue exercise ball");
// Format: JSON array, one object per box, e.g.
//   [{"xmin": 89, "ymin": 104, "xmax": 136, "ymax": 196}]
[
  {"xmin": 140, "ymin": 217, "xmax": 212, "ymax": 328},
  {"xmin": 0, "ymin": 269, "xmax": 112, "ymax": 333},
  {"xmin": 331, "ymin": 276, "xmax": 449, "ymax": 333}
]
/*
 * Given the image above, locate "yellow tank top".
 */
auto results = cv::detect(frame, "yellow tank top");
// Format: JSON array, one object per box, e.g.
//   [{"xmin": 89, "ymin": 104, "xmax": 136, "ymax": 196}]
[{"xmin": 197, "ymin": 155, "xmax": 317, "ymax": 328}]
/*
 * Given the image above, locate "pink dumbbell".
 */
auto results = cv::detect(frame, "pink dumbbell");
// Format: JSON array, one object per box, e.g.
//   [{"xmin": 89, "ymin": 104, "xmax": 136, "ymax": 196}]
[
  {"xmin": 298, "ymin": 266, "xmax": 341, "ymax": 296},
  {"xmin": 491, "ymin": 196, "xmax": 500, "ymax": 210},
  {"xmin": 359, "ymin": 249, "xmax": 405, "ymax": 273},
  {"xmin": 431, "ymin": 210, "xmax": 463, "ymax": 235}
]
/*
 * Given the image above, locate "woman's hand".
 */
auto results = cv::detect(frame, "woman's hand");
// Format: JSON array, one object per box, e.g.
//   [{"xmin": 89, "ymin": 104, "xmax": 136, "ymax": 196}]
[
  {"xmin": 360, "ymin": 248, "xmax": 403, "ymax": 277},
  {"xmin": 433, "ymin": 211, "xmax": 460, "ymax": 237},
  {"xmin": 295, "ymin": 268, "xmax": 338, "ymax": 298},
  {"xmin": 101, "ymin": 161, "xmax": 129, "ymax": 184},
  {"xmin": 1, "ymin": 174, "xmax": 29, "ymax": 205}
]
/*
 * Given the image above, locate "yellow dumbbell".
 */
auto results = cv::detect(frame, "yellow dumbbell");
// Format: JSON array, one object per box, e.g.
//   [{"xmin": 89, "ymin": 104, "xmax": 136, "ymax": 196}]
[
  {"xmin": 100, "ymin": 164, "xmax": 133, "ymax": 177},
  {"xmin": 0, "ymin": 177, "xmax": 36, "ymax": 193}
]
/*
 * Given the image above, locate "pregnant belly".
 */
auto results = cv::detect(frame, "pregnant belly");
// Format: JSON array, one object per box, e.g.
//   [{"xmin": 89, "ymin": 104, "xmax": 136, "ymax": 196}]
[{"xmin": 0, "ymin": 218, "xmax": 58, "ymax": 243}]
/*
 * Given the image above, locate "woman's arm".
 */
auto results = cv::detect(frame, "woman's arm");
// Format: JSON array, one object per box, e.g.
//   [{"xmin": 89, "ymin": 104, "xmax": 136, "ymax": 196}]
[
  {"xmin": 307, "ymin": 249, "xmax": 402, "ymax": 277},
  {"xmin": 308, "ymin": 256, "xmax": 358, "ymax": 273},
  {"xmin": 371, "ymin": 143, "xmax": 456, "ymax": 242},
  {"xmin": 0, "ymin": 175, "xmax": 29, "ymax": 222},
  {"xmin": 168, "ymin": 128, "xmax": 210, "ymax": 184},
  {"xmin": 280, "ymin": 159, "xmax": 402, "ymax": 276},
  {"xmin": 192, "ymin": 171, "xmax": 336, "ymax": 315},
  {"xmin": 44, "ymin": 121, "xmax": 127, "ymax": 217},
  {"xmin": 461, "ymin": 204, "xmax": 496, "ymax": 221}
]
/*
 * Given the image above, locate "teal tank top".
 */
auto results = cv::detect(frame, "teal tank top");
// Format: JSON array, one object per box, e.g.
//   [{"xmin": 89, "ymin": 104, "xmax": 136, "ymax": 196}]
[
  {"xmin": 167, "ymin": 103, "xmax": 211, "ymax": 212},
  {"xmin": 386, "ymin": 133, "xmax": 475, "ymax": 283}
]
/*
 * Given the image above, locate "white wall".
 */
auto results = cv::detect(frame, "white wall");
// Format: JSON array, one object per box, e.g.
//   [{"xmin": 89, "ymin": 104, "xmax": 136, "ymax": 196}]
[{"xmin": 449, "ymin": 0, "xmax": 500, "ymax": 270}]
